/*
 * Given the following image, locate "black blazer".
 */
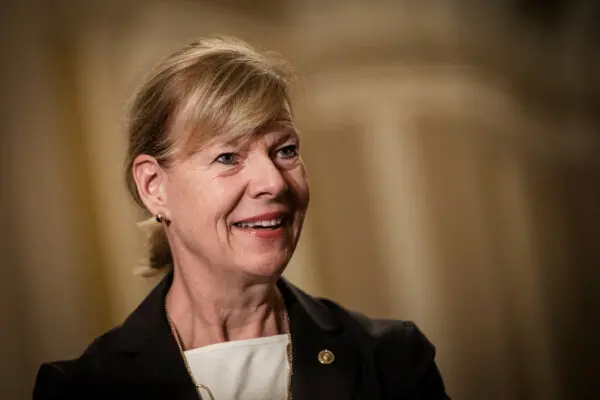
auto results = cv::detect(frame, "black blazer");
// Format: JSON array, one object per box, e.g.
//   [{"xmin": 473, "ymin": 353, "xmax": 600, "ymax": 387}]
[{"xmin": 33, "ymin": 273, "xmax": 449, "ymax": 399}]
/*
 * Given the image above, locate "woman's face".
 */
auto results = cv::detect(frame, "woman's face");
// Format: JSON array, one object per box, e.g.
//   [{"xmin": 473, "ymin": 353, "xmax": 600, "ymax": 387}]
[{"xmin": 163, "ymin": 125, "xmax": 310, "ymax": 281}]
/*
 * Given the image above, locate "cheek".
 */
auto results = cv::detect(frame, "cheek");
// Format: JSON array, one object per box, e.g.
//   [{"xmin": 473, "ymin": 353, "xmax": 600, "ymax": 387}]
[
  {"xmin": 167, "ymin": 172, "xmax": 245, "ymax": 223},
  {"xmin": 166, "ymin": 171, "xmax": 211, "ymax": 221},
  {"xmin": 286, "ymin": 167, "xmax": 310, "ymax": 208}
]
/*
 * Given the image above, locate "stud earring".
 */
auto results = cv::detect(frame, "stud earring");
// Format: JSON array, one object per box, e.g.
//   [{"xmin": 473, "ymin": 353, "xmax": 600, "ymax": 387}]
[{"xmin": 155, "ymin": 212, "xmax": 167, "ymax": 223}]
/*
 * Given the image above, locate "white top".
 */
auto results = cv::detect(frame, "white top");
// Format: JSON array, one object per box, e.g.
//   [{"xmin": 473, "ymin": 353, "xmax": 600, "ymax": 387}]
[{"xmin": 184, "ymin": 334, "xmax": 290, "ymax": 400}]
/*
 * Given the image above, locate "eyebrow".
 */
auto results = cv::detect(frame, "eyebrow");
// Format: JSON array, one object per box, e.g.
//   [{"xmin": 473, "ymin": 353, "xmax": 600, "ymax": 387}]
[{"xmin": 272, "ymin": 131, "xmax": 298, "ymax": 147}]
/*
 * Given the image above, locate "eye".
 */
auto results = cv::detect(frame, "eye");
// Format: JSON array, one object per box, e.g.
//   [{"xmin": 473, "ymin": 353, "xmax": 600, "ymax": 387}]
[
  {"xmin": 215, "ymin": 152, "xmax": 239, "ymax": 165},
  {"xmin": 277, "ymin": 144, "xmax": 298, "ymax": 159}
]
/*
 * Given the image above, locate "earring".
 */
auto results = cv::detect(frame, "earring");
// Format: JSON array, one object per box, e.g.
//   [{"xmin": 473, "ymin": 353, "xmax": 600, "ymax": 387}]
[{"xmin": 155, "ymin": 212, "xmax": 167, "ymax": 223}]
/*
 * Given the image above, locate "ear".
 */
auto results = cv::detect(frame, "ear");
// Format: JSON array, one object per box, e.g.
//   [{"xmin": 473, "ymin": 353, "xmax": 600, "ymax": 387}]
[{"xmin": 132, "ymin": 154, "xmax": 168, "ymax": 216}]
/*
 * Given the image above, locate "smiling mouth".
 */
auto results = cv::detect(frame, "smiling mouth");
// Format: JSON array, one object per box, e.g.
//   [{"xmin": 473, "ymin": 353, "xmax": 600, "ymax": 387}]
[{"xmin": 232, "ymin": 217, "xmax": 285, "ymax": 230}]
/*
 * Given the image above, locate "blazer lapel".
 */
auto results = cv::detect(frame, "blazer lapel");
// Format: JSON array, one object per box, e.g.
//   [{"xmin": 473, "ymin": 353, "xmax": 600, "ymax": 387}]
[{"xmin": 279, "ymin": 279, "xmax": 362, "ymax": 400}]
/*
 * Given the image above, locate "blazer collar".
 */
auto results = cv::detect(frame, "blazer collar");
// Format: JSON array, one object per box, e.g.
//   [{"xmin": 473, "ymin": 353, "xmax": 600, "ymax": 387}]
[
  {"xmin": 278, "ymin": 277, "xmax": 339, "ymax": 332},
  {"xmin": 112, "ymin": 272, "xmax": 361, "ymax": 400}
]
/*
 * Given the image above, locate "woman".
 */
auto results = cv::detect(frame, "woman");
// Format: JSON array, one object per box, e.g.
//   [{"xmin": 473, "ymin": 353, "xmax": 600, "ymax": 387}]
[{"xmin": 33, "ymin": 36, "xmax": 449, "ymax": 399}]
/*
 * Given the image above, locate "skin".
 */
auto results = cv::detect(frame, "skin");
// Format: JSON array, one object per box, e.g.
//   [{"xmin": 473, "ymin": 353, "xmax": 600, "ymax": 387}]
[{"xmin": 132, "ymin": 123, "xmax": 310, "ymax": 348}]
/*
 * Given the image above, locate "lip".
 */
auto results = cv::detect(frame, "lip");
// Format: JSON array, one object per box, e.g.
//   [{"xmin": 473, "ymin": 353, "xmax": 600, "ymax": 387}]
[
  {"xmin": 237, "ymin": 225, "xmax": 286, "ymax": 239},
  {"xmin": 234, "ymin": 211, "xmax": 288, "ymax": 224}
]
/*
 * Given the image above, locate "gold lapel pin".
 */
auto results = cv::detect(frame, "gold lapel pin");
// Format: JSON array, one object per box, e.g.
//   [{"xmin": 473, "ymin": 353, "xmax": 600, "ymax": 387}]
[{"xmin": 317, "ymin": 349, "xmax": 335, "ymax": 364}]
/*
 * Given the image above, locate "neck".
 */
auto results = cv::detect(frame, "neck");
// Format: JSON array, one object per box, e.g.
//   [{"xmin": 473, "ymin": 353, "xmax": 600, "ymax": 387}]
[{"xmin": 165, "ymin": 264, "xmax": 288, "ymax": 350}]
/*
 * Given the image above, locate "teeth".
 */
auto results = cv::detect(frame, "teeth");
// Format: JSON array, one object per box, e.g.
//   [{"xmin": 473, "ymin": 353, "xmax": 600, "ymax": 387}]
[{"xmin": 236, "ymin": 218, "xmax": 283, "ymax": 228}]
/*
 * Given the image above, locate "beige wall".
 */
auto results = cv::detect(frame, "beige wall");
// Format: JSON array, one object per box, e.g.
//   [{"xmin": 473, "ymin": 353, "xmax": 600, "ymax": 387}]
[{"xmin": 2, "ymin": 1, "xmax": 599, "ymax": 399}]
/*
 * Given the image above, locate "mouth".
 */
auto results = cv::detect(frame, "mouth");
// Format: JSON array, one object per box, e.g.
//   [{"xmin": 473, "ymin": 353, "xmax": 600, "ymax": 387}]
[
  {"xmin": 232, "ymin": 212, "xmax": 288, "ymax": 233},
  {"xmin": 233, "ymin": 217, "xmax": 286, "ymax": 230}
]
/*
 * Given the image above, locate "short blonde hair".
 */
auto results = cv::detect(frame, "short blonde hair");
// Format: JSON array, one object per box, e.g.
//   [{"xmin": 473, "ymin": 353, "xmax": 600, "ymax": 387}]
[{"xmin": 125, "ymin": 36, "xmax": 295, "ymax": 275}]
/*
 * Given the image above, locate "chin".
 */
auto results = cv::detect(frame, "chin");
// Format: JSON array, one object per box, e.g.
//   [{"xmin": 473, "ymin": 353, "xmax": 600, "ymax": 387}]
[{"xmin": 238, "ymin": 253, "xmax": 290, "ymax": 280}]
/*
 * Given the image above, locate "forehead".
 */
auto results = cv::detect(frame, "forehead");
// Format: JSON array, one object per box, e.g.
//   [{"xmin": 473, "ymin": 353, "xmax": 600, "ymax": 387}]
[{"xmin": 221, "ymin": 121, "xmax": 299, "ymax": 147}]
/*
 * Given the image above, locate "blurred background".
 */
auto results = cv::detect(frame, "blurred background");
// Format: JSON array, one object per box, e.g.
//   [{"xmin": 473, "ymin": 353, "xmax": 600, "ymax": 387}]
[{"xmin": 1, "ymin": 0, "xmax": 599, "ymax": 399}]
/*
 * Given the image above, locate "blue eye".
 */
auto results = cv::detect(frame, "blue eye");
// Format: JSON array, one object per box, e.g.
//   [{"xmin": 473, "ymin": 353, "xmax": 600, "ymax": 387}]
[
  {"xmin": 215, "ymin": 153, "xmax": 239, "ymax": 165},
  {"xmin": 277, "ymin": 145, "xmax": 298, "ymax": 159}
]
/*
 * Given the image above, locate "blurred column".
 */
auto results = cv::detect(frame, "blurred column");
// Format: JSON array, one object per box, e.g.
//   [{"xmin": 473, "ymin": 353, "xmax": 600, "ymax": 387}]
[{"xmin": 0, "ymin": 1, "xmax": 111, "ymax": 397}]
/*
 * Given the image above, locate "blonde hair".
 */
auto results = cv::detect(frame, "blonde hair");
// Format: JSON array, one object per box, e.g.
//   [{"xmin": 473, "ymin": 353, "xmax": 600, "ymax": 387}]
[{"xmin": 125, "ymin": 36, "xmax": 295, "ymax": 276}]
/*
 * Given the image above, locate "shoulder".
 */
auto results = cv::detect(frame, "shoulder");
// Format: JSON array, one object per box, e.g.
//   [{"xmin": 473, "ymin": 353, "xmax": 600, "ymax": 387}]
[
  {"xmin": 319, "ymin": 298, "xmax": 450, "ymax": 398},
  {"xmin": 33, "ymin": 326, "xmax": 123, "ymax": 399},
  {"xmin": 319, "ymin": 296, "xmax": 432, "ymax": 352}
]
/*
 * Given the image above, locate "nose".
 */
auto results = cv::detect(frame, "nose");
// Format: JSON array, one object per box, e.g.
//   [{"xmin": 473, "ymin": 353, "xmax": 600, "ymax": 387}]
[{"xmin": 246, "ymin": 154, "xmax": 287, "ymax": 199}]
